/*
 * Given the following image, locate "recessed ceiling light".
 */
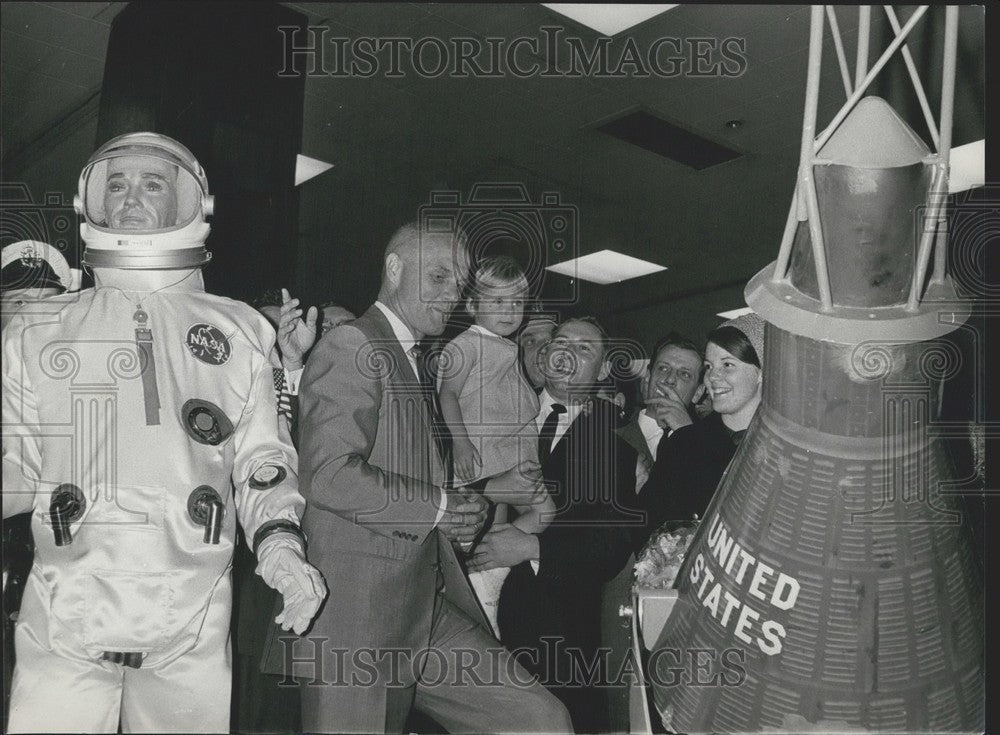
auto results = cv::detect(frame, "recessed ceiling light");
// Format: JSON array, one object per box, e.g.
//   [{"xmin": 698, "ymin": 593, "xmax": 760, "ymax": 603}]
[
  {"xmin": 542, "ymin": 4, "xmax": 678, "ymax": 36},
  {"xmin": 546, "ymin": 249, "xmax": 666, "ymax": 285},
  {"xmin": 295, "ymin": 154, "xmax": 334, "ymax": 186},
  {"xmin": 725, "ymin": 119, "xmax": 744, "ymax": 130},
  {"xmin": 716, "ymin": 307, "xmax": 754, "ymax": 319}
]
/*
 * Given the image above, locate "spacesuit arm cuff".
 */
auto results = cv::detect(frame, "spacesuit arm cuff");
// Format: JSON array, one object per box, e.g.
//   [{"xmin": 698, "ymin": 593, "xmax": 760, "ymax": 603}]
[{"xmin": 252, "ymin": 519, "xmax": 306, "ymax": 557}]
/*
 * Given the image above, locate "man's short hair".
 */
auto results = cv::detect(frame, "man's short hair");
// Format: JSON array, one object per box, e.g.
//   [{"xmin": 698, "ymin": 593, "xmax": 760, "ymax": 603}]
[
  {"xmin": 384, "ymin": 222, "xmax": 467, "ymax": 260},
  {"xmin": 650, "ymin": 331, "xmax": 705, "ymax": 379},
  {"xmin": 382, "ymin": 222, "xmax": 468, "ymax": 283},
  {"xmin": 559, "ymin": 316, "xmax": 610, "ymax": 359},
  {"xmin": 651, "ymin": 331, "xmax": 703, "ymax": 363},
  {"xmin": 251, "ymin": 288, "xmax": 283, "ymax": 310}
]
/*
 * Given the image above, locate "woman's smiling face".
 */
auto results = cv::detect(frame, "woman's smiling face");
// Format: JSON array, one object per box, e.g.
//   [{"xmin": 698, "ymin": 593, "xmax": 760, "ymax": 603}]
[{"xmin": 703, "ymin": 341, "xmax": 761, "ymax": 418}]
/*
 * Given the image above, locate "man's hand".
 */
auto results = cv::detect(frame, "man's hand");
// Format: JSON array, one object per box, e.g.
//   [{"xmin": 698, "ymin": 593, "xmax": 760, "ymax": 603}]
[
  {"xmin": 453, "ymin": 438, "xmax": 482, "ymax": 482},
  {"xmin": 646, "ymin": 385, "xmax": 694, "ymax": 432},
  {"xmin": 466, "ymin": 523, "xmax": 538, "ymax": 572},
  {"xmin": 277, "ymin": 288, "xmax": 318, "ymax": 370},
  {"xmin": 438, "ymin": 490, "xmax": 487, "ymax": 547}
]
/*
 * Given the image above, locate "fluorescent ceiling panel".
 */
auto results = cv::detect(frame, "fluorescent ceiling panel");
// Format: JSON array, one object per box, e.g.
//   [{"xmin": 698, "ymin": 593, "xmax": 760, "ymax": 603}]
[
  {"xmin": 295, "ymin": 154, "xmax": 334, "ymax": 186},
  {"xmin": 546, "ymin": 249, "xmax": 666, "ymax": 284},
  {"xmin": 949, "ymin": 139, "xmax": 985, "ymax": 193},
  {"xmin": 542, "ymin": 4, "xmax": 677, "ymax": 36},
  {"xmin": 716, "ymin": 307, "xmax": 754, "ymax": 319}
]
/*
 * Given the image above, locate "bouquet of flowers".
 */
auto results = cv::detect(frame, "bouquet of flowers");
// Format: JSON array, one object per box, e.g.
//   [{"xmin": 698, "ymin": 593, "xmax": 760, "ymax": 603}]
[{"xmin": 633, "ymin": 521, "xmax": 699, "ymax": 590}]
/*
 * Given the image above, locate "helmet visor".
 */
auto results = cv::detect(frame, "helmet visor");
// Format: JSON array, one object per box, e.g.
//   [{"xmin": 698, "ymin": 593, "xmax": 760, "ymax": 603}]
[{"xmin": 82, "ymin": 149, "xmax": 203, "ymax": 235}]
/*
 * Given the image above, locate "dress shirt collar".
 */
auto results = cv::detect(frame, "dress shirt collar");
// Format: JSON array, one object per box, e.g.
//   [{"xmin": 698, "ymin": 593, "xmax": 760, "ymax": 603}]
[
  {"xmin": 536, "ymin": 388, "xmax": 585, "ymax": 443},
  {"xmin": 374, "ymin": 301, "xmax": 419, "ymax": 376},
  {"xmin": 636, "ymin": 408, "xmax": 664, "ymax": 458}
]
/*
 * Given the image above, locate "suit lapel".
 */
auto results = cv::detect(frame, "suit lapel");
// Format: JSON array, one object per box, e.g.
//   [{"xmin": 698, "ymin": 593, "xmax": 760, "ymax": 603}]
[
  {"xmin": 617, "ymin": 420, "xmax": 652, "ymax": 465},
  {"xmin": 357, "ymin": 305, "xmax": 443, "ymax": 484},
  {"xmin": 617, "ymin": 419, "xmax": 654, "ymax": 492},
  {"xmin": 359, "ymin": 306, "xmax": 422, "ymax": 387}
]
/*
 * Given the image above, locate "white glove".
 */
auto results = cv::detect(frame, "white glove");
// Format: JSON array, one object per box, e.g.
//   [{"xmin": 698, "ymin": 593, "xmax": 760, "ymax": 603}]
[{"xmin": 256, "ymin": 535, "xmax": 327, "ymax": 634}]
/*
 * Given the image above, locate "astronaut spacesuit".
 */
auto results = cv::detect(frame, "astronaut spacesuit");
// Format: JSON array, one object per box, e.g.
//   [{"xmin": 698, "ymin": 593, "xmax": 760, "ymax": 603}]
[{"xmin": 1, "ymin": 133, "xmax": 326, "ymax": 733}]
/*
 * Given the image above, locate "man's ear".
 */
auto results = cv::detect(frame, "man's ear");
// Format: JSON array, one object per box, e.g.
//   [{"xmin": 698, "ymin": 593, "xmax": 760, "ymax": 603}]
[
  {"xmin": 385, "ymin": 253, "xmax": 402, "ymax": 287},
  {"xmin": 465, "ymin": 296, "xmax": 476, "ymax": 317},
  {"xmin": 598, "ymin": 360, "xmax": 611, "ymax": 382},
  {"xmin": 639, "ymin": 371, "xmax": 650, "ymax": 397}
]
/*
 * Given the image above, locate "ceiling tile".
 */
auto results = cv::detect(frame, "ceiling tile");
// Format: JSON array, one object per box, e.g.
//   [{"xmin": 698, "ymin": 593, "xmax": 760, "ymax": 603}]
[
  {"xmin": 1, "ymin": 29, "xmax": 105, "ymax": 91},
  {"xmin": 1, "ymin": 2, "xmax": 111, "ymax": 59},
  {"xmin": 38, "ymin": 2, "xmax": 120, "ymax": 23},
  {"xmin": 2, "ymin": 83, "xmax": 95, "ymax": 158},
  {"xmin": 426, "ymin": 3, "xmax": 546, "ymax": 38},
  {"xmin": 322, "ymin": 2, "xmax": 431, "ymax": 37}
]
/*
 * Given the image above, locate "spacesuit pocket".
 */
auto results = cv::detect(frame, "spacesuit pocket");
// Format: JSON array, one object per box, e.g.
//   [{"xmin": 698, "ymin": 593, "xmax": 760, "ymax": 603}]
[
  {"xmin": 16, "ymin": 569, "xmax": 56, "ymax": 653},
  {"xmin": 54, "ymin": 569, "xmax": 195, "ymax": 654}
]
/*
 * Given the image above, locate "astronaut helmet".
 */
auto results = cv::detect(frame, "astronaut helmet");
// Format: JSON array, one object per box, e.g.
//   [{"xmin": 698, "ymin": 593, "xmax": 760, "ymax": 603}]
[{"xmin": 76, "ymin": 132, "xmax": 214, "ymax": 269}]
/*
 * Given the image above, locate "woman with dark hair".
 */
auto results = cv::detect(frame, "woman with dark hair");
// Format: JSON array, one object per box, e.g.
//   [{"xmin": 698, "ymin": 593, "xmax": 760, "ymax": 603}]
[
  {"xmin": 703, "ymin": 314, "xmax": 763, "ymax": 438},
  {"xmin": 634, "ymin": 313, "xmax": 764, "ymax": 548}
]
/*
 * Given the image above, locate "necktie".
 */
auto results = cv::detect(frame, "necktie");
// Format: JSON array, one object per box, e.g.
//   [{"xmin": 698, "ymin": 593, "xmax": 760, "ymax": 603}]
[
  {"xmin": 411, "ymin": 345, "xmax": 453, "ymax": 476},
  {"xmin": 538, "ymin": 403, "xmax": 567, "ymax": 464}
]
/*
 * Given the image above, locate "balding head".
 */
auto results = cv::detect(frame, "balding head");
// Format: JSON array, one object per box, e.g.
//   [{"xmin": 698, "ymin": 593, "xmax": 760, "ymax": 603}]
[{"xmin": 377, "ymin": 222, "xmax": 469, "ymax": 340}]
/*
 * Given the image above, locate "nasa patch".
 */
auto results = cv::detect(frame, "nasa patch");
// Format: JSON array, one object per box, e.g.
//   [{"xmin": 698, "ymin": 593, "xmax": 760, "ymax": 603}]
[{"xmin": 185, "ymin": 323, "xmax": 232, "ymax": 366}]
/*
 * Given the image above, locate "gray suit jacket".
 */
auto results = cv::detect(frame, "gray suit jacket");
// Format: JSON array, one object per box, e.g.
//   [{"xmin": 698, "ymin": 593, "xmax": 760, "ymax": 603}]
[{"xmin": 262, "ymin": 305, "xmax": 487, "ymax": 684}]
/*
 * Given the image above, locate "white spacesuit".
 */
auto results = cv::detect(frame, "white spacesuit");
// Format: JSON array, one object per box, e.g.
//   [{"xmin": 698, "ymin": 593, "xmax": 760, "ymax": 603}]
[{"xmin": 1, "ymin": 133, "xmax": 326, "ymax": 733}]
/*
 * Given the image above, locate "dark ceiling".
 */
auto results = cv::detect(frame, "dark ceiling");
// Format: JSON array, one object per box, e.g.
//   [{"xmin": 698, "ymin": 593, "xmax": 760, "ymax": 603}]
[{"xmin": 0, "ymin": 2, "xmax": 987, "ymax": 348}]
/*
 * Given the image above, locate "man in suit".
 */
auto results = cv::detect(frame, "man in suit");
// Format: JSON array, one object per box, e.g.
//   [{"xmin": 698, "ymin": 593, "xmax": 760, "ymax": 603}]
[
  {"xmin": 619, "ymin": 332, "xmax": 706, "ymax": 550},
  {"xmin": 263, "ymin": 222, "xmax": 571, "ymax": 734},
  {"xmin": 601, "ymin": 332, "xmax": 706, "ymax": 730},
  {"xmin": 517, "ymin": 314, "xmax": 557, "ymax": 391},
  {"xmin": 469, "ymin": 317, "xmax": 640, "ymax": 733}
]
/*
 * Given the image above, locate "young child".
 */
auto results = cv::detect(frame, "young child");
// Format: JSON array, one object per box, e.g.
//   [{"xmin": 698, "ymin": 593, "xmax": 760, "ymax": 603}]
[{"xmin": 437, "ymin": 256, "xmax": 553, "ymax": 635}]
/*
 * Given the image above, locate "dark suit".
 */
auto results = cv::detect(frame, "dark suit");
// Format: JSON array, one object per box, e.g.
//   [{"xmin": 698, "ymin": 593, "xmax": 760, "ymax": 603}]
[
  {"xmin": 498, "ymin": 397, "xmax": 639, "ymax": 733},
  {"xmin": 599, "ymin": 414, "xmax": 657, "ymax": 732},
  {"xmin": 262, "ymin": 305, "xmax": 569, "ymax": 734},
  {"xmin": 635, "ymin": 411, "xmax": 738, "ymax": 544}
]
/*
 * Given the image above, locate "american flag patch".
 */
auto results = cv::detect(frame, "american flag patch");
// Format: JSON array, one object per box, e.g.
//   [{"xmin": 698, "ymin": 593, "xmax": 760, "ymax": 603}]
[{"xmin": 272, "ymin": 368, "xmax": 293, "ymax": 419}]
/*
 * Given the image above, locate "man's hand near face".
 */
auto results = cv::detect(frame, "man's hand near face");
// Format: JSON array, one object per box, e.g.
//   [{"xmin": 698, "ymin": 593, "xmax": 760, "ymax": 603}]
[
  {"xmin": 277, "ymin": 288, "xmax": 318, "ymax": 370},
  {"xmin": 645, "ymin": 384, "xmax": 695, "ymax": 433}
]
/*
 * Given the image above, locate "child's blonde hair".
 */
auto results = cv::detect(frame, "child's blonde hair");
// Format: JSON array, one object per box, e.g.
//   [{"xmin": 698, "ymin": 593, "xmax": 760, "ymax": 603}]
[{"xmin": 466, "ymin": 256, "xmax": 529, "ymax": 314}]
